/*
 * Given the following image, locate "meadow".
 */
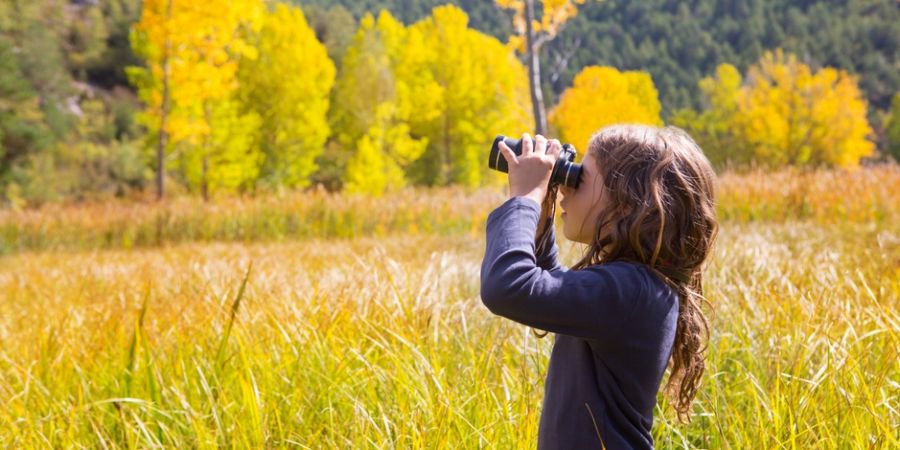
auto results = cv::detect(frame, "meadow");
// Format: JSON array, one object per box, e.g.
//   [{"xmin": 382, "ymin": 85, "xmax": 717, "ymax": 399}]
[{"xmin": 0, "ymin": 166, "xmax": 898, "ymax": 448}]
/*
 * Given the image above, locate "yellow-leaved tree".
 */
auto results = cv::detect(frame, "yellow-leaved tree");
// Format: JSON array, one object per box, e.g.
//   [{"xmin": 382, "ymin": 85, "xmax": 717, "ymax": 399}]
[
  {"xmin": 408, "ymin": 4, "xmax": 533, "ymax": 187},
  {"xmin": 736, "ymin": 49, "xmax": 874, "ymax": 167},
  {"xmin": 671, "ymin": 63, "xmax": 751, "ymax": 168},
  {"xmin": 238, "ymin": 3, "xmax": 335, "ymax": 190},
  {"xmin": 549, "ymin": 66, "xmax": 662, "ymax": 154},
  {"xmin": 330, "ymin": 5, "xmax": 530, "ymax": 194},
  {"xmin": 174, "ymin": 0, "xmax": 264, "ymax": 198},
  {"xmin": 129, "ymin": 0, "xmax": 264, "ymax": 200},
  {"xmin": 128, "ymin": 0, "xmax": 184, "ymax": 199},
  {"xmin": 330, "ymin": 11, "xmax": 435, "ymax": 196}
]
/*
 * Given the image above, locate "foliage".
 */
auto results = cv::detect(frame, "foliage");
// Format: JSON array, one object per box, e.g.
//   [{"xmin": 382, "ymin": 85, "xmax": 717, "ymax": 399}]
[
  {"xmin": 0, "ymin": 36, "xmax": 48, "ymax": 195},
  {"xmin": 549, "ymin": 65, "xmax": 662, "ymax": 154},
  {"xmin": 495, "ymin": 0, "xmax": 588, "ymax": 136},
  {"xmin": 129, "ymin": 0, "xmax": 265, "ymax": 196},
  {"xmin": 330, "ymin": 6, "xmax": 531, "ymax": 194},
  {"xmin": 173, "ymin": 99, "xmax": 262, "ymax": 193},
  {"xmin": 88, "ymin": 0, "xmax": 143, "ymax": 88},
  {"xmin": 408, "ymin": 5, "xmax": 533, "ymax": 187},
  {"xmin": 295, "ymin": 0, "xmax": 900, "ymax": 124},
  {"xmin": 53, "ymin": 98, "xmax": 147, "ymax": 198},
  {"xmin": 737, "ymin": 50, "xmax": 873, "ymax": 167},
  {"xmin": 671, "ymin": 64, "xmax": 748, "ymax": 168},
  {"xmin": 676, "ymin": 51, "xmax": 874, "ymax": 168},
  {"xmin": 238, "ymin": 3, "xmax": 335, "ymax": 190},
  {"xmin": 887, "ymin": 93, "xmax": 900, "ymax": 162},
  {"xmin": 294, "ymin": 0, "xmax": 512, "ymax": 41},
  {"xmin": 342, "ymin": 103, "xmax": 428, "ymax": 195},
  {"xmin": 495, "ymin": 0, "xmax": 587, "ymax": 53},
  {"xmin": 2, "ymin": 0, "xmax": 899, "ymax": 204},
  {"xmin": 162, "ymin": 0, "xmax": 264, "ymax": 195},
  {"xmin": 329, "ymin": 11, "xmax": 432, "ymax": 195},
  {"xmin": 6, "ymin": 94, "xmax": 148, "ymax": 206},
  {"xmin": 1, "ymin": 0, "xmax": 74, "ymax": 139},
  {"xmin": 64, "ymin": 1, "xmax": 110, "ymax": 80},
  {"xmin": 301, "ymin": 4, "xmax": 357, "ymax": 67}
]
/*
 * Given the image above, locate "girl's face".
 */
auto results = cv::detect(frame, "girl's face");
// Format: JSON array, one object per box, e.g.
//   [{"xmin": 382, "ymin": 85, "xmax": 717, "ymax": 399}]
[{"xmin": 559, "ymin": 152, "xmax": 607, "ymax": 245}]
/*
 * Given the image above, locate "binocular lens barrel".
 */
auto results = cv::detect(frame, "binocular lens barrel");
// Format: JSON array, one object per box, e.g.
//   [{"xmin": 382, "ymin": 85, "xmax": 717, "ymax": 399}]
[{"xmin": 488, "ymin": 135, "xmax": 583, "ymax": 189}]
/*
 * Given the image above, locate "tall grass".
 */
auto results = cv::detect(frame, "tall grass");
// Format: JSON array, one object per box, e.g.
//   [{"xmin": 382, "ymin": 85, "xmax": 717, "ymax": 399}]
[
  {"xmin": 0, "ymin": 223, "xmax": 896, "ymax": 447},
  {"xmin": 715, "ymin": 164, "xmax": 899, "ymax": 224},
  {"xmin": 0, "ymin": 165, "xmax": 896, "ymax": 255},
  {"xmin": 0, "ymin": 166, "xmax": 897, "ymax": 447}
]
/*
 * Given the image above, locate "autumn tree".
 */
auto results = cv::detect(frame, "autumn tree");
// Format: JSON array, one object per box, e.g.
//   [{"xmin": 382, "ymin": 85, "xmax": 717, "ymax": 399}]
[
  {"xmin": 549, "ymin": 65, "xmax": 662, "ymax": 154},
  {"xmin": 329, "ymin": 11, "xmax": 432, "ymax": 195},
  {"xmin": 671, "ymin": 64, "xmax": 751, "ymax": 168},
  {"xmin": 327, "ymin": 5, "xmax": 531, "ymax": 193},
  {"xmin": 675, "ymin": 50, "xmax": 874, "ymax": 168},
  {"xmin": 496, "ymin": 0, "xmax": 587, "ymax": 135},
  {"xmin": 128, "ymin": 0, "xmax": 177, "ymax": 199},
  {"xmin": 736, "ymin": 50, "xmax": 873, "ymax": 167},
  {"xmin": 238, "ymin": 3, "xmax": 335, "ymax": 190},
  {"xmin": 408, "ymin": 5, "xmax": 533, "ymax": 187},
  {"xmin": 129, "ymin": 0, "xmax": 264, "ymax": 199}
]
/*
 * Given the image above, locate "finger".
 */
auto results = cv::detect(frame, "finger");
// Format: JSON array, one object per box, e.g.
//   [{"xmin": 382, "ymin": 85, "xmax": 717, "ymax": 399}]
[
  {"xmin": 534, "ymin": 134, "xmax": 547, "ymax": 155},
  {"xmin": 548, "ymin": 139, "xmax": 562, "ymax": 158},
  {"xmin": 521, "ymin": 133, "xmax": 533, "ymax": 155},
  {"xmin": 498, "ymin": 141, "xmax": 518, "ymax": 166}
]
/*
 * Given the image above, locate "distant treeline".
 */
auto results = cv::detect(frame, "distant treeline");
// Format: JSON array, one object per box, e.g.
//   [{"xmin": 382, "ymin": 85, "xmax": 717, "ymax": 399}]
[
  {"xmin": 0, "ymin": 0, "xmax": 898, "ymax": 206},
  {"xmin": 298, "ymin": 0, "xmax": 900, "ymax": 116}
]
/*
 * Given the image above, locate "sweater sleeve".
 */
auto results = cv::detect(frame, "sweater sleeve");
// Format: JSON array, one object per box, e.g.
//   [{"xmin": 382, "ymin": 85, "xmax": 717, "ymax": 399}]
[
  {"xmin": 535, "ymin": 215, "xmax": 567, "ymax": 274},
  {"xmin": 480, "ymin": 196, "xmax": 643, "ymax": 340}
]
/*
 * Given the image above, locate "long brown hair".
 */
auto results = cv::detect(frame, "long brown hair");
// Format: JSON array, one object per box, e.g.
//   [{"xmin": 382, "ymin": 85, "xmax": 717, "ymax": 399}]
[{"xmin": 535, "ymin": 124, "xmax": 719, "ymax": 423}]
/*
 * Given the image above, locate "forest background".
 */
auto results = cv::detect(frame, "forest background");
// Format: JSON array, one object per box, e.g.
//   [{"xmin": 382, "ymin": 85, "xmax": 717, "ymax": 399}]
[
  {"xmin": 1, "ymin": 0, "xmax": 899, "ymax": 206},
  {"xmin": 2, "ymin": 1, "xmax": 899, "ymax": 447}
]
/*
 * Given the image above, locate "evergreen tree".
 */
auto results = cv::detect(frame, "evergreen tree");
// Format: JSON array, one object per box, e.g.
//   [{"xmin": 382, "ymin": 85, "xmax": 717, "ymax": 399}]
[
  {"xmin": 886, "ymin": 93, "xmax": 900, "ymax": 162},
  {"xmin": 0, "ymin": 36, "xmax": 48, "ymax": 186}
]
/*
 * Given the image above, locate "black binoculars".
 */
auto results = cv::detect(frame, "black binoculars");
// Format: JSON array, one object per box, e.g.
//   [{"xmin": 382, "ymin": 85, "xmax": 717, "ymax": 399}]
[{"xmin": 488, "ymin": 135, "xmax": 583, "ymax": 189}]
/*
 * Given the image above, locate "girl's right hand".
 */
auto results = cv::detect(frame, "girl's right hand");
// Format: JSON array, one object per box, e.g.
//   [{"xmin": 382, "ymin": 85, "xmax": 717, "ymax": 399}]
[{"xmin": 498, "ymin": 134, "xmax": 562, "ymax": 206}]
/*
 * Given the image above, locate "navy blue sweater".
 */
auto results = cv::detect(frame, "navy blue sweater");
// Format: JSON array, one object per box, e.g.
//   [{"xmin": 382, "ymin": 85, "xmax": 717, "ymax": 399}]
[{"xmin": 480, "ymin": 196, "xmax": 680, "ymax": 449}]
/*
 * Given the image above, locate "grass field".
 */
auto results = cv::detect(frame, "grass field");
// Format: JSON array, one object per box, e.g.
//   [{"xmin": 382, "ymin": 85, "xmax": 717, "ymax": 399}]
[{"xmin": 1, "ymin": 166, "xmax": 898, "ymax": 448}]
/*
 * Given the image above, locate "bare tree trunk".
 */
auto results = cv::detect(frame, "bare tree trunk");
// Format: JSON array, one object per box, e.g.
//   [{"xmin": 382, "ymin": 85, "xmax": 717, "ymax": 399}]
[
  {"xmin": 442, "ymin": 115, "xmax": 451, "ymax": 185},
  {"xmin": 156, "ymin": 0, "xmax": 174, "ymax": 200},
  {"xmin": 202, "ymin": 155, "xmax": 209, "ymax": 202},
  {"xmin": 201, "ymin": 103, "xmax": 212, "ymax": 202},
  {"xmin": 157, "ymin": 78, "xmax": 169, "ymax": 200},
  {"xmin": 524, "ymin": 0, "xmax": 547, "ymax": 135}
]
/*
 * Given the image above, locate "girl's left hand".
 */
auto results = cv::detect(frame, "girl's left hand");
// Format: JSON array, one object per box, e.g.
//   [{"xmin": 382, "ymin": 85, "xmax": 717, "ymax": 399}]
[{"xmin": 497, "ymin": 133, "xmax": 562, "ymax": 206}]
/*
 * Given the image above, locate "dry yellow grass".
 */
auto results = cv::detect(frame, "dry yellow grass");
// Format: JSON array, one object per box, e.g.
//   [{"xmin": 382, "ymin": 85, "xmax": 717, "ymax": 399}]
[
  {"xmin": 0, "ymin": 166, "xmax": 898, "ymax": 447},
  {"xmin": 0, "ymin": 165, "xmax": 897, "ymax": 255}
]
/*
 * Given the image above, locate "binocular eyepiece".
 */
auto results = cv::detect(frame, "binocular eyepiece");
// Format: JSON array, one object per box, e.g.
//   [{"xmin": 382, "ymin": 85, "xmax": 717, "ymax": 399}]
[{"xmin": 488, "ymin": 135, "xmax": 583, "ymax": 189}]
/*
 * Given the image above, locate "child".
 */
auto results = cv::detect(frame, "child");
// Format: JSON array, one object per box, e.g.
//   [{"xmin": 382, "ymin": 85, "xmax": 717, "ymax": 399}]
[{"xmin": 480, "ymin": 125, "xmax": 719, "ymax": 449}]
